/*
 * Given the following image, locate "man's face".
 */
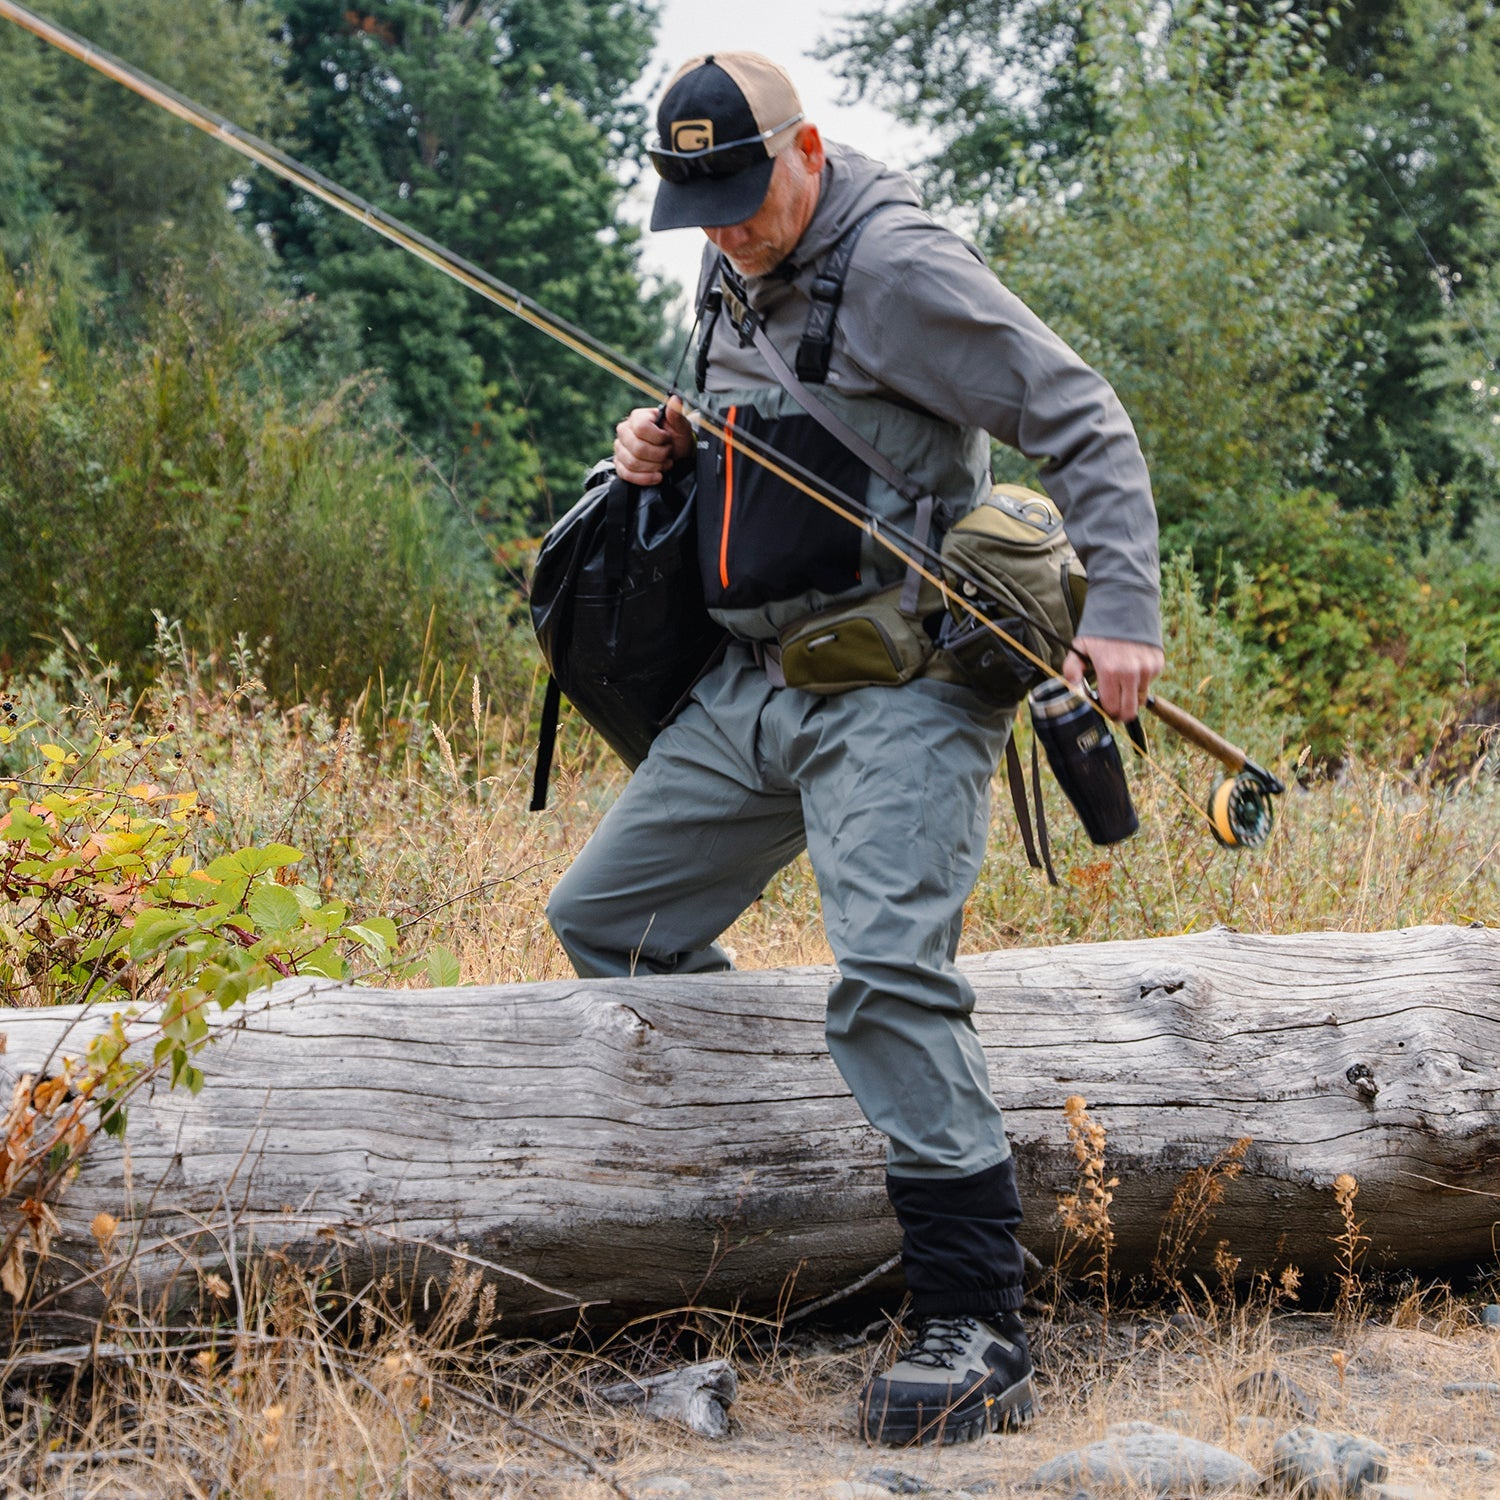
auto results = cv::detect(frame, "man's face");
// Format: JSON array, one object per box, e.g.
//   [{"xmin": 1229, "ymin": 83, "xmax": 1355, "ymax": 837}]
[{"xmin": 704, "ymin": 141, "xmax": 819, "ymax": 277}]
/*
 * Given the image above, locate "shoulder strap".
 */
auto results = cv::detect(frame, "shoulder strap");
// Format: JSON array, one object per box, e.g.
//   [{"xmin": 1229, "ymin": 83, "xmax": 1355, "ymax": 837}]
[
  {"xmin": 744, "ymin": 315, "xmax": 933, "ymax": 616},
  {"xmin": 796, "ymin": 204, "xmax": 891, "ymax": 384},
  {"xmin": 695, "ymin": 256, "xmax": 725, "ymax": 393},
  {"xmin": 746, "ymin": 318, "xmax": 923, "ymax": 505}
]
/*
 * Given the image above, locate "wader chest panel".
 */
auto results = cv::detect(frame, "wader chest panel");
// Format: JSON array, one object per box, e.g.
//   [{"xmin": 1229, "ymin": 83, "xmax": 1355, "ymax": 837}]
[{"xmin": 695, "ymin": 406, "xmax": 869, "ymax": 609}]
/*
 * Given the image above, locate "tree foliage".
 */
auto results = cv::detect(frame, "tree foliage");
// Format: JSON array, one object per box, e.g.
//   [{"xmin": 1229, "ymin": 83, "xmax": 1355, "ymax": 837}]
[
  {"xmin": 1321, "ymin": 0, "xmax": 1500, "ymax": 510},
  {"xmin": 0, "ymin": 0, "xmax": 284, "ymax": 298},
  {"xmin": 827, "ymin": 0, "xmax": 1500, "ymax": 754},
  {"xmin": 252, "ymin": 0, "xmax": 667, "ymax": 528},
  {"xmin": 840, "ymin": 0, "xmax": 1376, "ymax": 551},
  {"xmin": 0, "ymin": 245, "xmax": 523, "ymax": 706}
]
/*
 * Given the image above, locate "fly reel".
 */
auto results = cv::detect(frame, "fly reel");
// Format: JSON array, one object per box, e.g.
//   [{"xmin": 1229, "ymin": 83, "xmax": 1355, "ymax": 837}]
[
  {"xmin": 1137, "ymin": 694, "xmax": 1285, "ymax": 851},
  {"xmin": 1207, "ymin": 770, "xmax": 1279, "ymax": 848}
]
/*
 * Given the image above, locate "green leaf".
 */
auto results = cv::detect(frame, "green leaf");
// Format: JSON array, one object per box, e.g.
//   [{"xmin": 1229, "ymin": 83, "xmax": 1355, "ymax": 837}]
[
  {"xmin": 347, "ymin": 920, "xmax": 396, "ymax": 962},
  {"xmin": 205, "ymin": 843, "xmax": 304, "ymax": 882},
  {"xmin": 1, "ymin": 806, "xmax": 52, "ymax": 851},
  {"xmin": 298, "ymin": 943, "xmax": 344, "ymax": 979},
  {"xmin": 213, "ymin": 970, "xmax": 251, "ymax": 1011},
  {"xmin": 248, "ymin": 884, "xmax": 302, "ymax": 933},
  {"xmin": 129, "ymin": 908, "xmax": 197, "ymax": 960},
  {"xmin": 426, "ymin": 945, "xmax": 461, "ymax": 988},
  {"xmin": 357, "ymin": 916, "xmax": 398, "ymax": 947}
]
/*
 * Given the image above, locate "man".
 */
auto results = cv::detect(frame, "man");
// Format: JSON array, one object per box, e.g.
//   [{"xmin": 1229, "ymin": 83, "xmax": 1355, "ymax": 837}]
[{"xmin": 548, "ymin": 52, "xmax": 1164, "ymax": 1445}]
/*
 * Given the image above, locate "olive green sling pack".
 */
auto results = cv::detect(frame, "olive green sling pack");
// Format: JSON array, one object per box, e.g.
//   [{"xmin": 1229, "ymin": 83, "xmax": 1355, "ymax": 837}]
[{"xmin": 726, "ymin": 261, "xmax": 1086, "ymax": 708}]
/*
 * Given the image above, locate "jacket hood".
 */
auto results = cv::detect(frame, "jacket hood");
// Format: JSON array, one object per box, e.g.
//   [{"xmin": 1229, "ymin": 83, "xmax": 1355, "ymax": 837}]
[{"xmin": 783, "ymin": 141, "xmax": 922, "ymax": 268}]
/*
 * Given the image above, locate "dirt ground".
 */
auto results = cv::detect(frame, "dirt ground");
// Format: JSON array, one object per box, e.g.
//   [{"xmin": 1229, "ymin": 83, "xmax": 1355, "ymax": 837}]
[
  {"xmin": 583, "ymin": 1306, "xmax": 1500, "ymax": 1500},
  {"xmin": 4, "ymin": 1294, "xmax": 1498, "ymax": 1497}
]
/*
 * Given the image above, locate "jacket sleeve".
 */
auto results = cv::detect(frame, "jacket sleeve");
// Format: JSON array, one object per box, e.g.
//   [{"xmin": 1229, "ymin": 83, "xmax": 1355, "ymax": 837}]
[{"xmin": 837, "ymin": 215, "xmax": 1162, "ymax": 648}]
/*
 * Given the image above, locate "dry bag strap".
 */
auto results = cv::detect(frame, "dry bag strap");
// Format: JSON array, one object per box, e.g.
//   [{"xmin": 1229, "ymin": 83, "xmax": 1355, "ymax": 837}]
[
  {"xmin": 531, "ymin": 672, "xmax": 563, "ymax": 812},
  {"xmin": 796, "ymin": 205, "xmax": 888, "ymax": 384},
  {"xmin": 603, "ymin": 475, "xmax": 632, "ymax": 585},
  {"xmin": 694, "ymin": 267, "xmax": 724, "ymax": 393},
  {"xmin": 1031, "ymin": 732, "xmax": 1058, "ymax": 886},
  {"xmin": 1004, "ymin": 734, "xmax": 1058, "ymax": 886}
]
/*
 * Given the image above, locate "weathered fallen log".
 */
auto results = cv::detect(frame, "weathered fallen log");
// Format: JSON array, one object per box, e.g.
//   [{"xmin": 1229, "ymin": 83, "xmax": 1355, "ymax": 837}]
[{"xmin": 2, "ymin": 923, "xmax": 1497, "ymax": 1343}]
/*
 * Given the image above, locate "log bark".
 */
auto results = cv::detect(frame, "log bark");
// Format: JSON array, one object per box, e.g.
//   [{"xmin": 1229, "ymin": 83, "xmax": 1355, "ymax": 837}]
[{"xmin": 2, "ymin": 923, "xmax": 1497, "ymax": 1343}]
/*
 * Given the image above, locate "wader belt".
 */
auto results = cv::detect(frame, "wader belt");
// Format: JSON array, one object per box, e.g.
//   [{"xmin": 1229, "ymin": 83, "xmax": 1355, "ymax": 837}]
[{"xmin": 753, "ymin": 640, "xmax": 787, "ymax": 688}]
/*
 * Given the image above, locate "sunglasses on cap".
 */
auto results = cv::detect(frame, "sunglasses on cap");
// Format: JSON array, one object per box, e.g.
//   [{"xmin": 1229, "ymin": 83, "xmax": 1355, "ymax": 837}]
[{"xmin": 648, "ymin": 112, "xmax": 805, "ymax": 184}]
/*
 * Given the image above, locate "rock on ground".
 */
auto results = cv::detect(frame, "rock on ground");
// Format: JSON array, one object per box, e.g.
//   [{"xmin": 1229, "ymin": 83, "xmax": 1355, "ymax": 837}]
[
  {"xmin": 1269, "ymin": 1425, "xmax": 1390, "ymax": 1498},
  {"xmin": 597, "ymin": 1359, "xmax": 739, "ymax": 1439},
  {"xmin": 1028, "ymin": 1421, "xmax": 1261, "ymax": 1495}
]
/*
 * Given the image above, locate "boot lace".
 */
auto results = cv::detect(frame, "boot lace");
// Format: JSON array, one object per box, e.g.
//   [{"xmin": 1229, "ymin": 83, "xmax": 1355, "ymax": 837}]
[{"xmin": 899, "ymin": 1316, "xmax": 978, "ymax": 1370}]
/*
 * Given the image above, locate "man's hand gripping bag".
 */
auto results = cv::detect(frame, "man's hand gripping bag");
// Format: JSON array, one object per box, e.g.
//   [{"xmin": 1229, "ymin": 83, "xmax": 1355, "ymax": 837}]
[{"xmin": 529, "ymin": 461, "xmax": 728, "ymax": 806}]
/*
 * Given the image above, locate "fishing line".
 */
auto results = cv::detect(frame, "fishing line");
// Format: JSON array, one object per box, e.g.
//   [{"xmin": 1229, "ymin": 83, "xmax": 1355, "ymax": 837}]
[
  {"xmin": 1362, "ymin": 148, "xmax": 1499, "ymax": 375},
  {"xmin": 0, "ymin": 0, "xmax": 1268, "ymax": 838}
]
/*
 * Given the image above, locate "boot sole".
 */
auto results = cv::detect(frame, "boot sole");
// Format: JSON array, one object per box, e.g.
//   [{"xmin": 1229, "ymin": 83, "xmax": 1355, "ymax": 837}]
[{"xmin": 863, "ymin": 1372, "xmax": 1038, "ymax": 1447}]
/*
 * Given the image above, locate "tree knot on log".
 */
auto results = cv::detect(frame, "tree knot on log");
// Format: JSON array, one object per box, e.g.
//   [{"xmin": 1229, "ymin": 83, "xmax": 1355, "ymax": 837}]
[
  {"xmin": 1346, "ymin": 1063, "xmax": 1379, "ymax": 1102},
  {"xmin": 585, "ymin": 1001, "xmax": 656, "ymax": 1044},
  {"xmin": 1137, "ymin": 966, "xmax": 1197, "ymax": 1000}
]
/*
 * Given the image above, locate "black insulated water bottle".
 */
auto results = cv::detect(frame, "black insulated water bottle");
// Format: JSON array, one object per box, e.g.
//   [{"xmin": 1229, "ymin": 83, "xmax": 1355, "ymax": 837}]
[{"xmin": 1028, "ymin": 679, "xmax": 1139, "ymax": 845}]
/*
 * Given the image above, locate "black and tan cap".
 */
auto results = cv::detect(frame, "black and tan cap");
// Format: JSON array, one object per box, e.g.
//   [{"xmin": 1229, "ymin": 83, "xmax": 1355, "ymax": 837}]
[{"xmin": 650, "ymin": 52, "xmax": 804, "ymax": 231}]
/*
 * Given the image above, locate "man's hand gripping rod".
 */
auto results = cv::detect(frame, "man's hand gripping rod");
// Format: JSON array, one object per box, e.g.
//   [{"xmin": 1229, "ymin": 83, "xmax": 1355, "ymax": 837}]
[{"xmin": 1137, "ymin": 693, "xmax": 1285, "ymax": 848}]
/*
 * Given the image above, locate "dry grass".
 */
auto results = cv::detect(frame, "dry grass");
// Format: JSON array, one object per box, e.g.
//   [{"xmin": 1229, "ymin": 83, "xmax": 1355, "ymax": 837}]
[
  {"xmin": 54, "ymin": 665, "xmax": 1487, "ymax": 991},
  {"xmin": 2, "ymin": 1284, "xmax": 1499, "ymax": 1497},
  {"xmin": 3, "ymin": 668, "xmax": 1500, "ymax": 1495}
]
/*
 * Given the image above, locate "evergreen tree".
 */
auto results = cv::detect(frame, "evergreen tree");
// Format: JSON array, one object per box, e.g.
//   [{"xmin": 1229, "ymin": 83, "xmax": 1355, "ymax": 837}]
[
  {"xmin": 1321, "ymin": 0, "xmax": 1500, "ymax": 512},
  {"xmin": 824, "ymin": 0, "xmax": 1102, "ymax": 223},
  {"xmin": 251, "ymin": 0, "xmax": 667, "ymax": 531},
  {"xmin": 0, "ymin": 0, "xmax": 285, "ymax": 298}
]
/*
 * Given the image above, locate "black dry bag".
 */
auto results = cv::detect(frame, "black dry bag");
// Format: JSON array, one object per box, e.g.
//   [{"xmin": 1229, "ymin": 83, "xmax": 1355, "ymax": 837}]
[{"xmin": 529, "ymin": 462, "xmax": 727, "ymax": 809}]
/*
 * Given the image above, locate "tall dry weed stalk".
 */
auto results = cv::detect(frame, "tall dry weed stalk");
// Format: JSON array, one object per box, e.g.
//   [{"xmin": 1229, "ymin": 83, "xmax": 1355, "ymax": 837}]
[
  {"xmin": 1056, "ymin": 1094, "xmax": 1117, "ymax": 1319},
  {"xmin": 1152, "ymin": 1137, "xmax": 1253, "ymax": 1293},
  {"xmin": 1332, "ymin": 1172, "xmax": 1369, "ymax": 1323}
]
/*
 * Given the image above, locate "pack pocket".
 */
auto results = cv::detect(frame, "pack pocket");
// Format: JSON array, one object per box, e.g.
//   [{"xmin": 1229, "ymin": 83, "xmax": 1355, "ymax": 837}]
[
  {"xmin": 779, "ymin": 586, "xmax": 934, "ymax": 693},
  {"xmin": 937, "ymin": 484, "xmax": 1087, "ymax": 706},
  {"xmin": 937, "ymin": 612, "xmax": 1049, "ymax": 706},
  {"xmin": 696, "ymin": 407, "xmax": 869, "ymax": 610}
]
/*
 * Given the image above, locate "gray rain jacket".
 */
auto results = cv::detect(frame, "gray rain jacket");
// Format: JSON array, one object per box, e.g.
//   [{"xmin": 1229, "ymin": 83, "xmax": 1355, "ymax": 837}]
[{"xmin": 692, "ymin": 142, "xmax": 1161, "ymax": 650}]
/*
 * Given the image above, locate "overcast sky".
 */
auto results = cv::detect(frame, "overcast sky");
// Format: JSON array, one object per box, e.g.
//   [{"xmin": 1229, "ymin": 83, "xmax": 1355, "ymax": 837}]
[{"xmin": 625, "ymin": 0, "xmax": 928, "ymax": 306}]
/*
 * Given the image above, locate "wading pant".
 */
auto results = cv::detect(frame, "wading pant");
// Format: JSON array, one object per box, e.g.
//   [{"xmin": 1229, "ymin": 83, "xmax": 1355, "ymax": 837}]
[{"xmin": 547, "ymin": 646, "xmax": 1028, "ymax": 1315}]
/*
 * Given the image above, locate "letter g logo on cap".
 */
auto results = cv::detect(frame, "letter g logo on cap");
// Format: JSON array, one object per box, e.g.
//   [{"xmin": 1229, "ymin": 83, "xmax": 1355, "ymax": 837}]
[{"xmin": 671, "ymin": 119, "xmax": 714, "ymax": 152}]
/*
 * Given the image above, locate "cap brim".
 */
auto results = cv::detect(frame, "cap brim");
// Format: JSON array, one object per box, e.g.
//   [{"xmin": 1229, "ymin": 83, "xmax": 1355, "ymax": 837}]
[{"xmin": 650, "ymin": 156, "xmax": 776, "ymax": 231}]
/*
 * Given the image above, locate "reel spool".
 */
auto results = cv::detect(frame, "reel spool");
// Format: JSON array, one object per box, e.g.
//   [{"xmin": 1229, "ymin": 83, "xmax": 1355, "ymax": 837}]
[{"xmin": 1207, "ymin": 772, "xmax": 1276, "ymax": 848}]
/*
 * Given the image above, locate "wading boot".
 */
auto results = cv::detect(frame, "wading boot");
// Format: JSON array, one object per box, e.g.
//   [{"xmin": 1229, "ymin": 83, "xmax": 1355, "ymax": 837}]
[{"xmin": 859, "ymin": 1311, "xmax": 1036, "ymax": 1446}]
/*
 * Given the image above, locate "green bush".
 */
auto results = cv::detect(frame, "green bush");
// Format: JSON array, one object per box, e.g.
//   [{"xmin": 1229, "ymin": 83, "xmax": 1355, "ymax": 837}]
[
  {"xmin": 1222, "ymin": 488, "xmax": 1500, "ymax": 762},
  {"xmin": 0, "ymin": 246, "xmax": 530, "ymax": 710}
]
